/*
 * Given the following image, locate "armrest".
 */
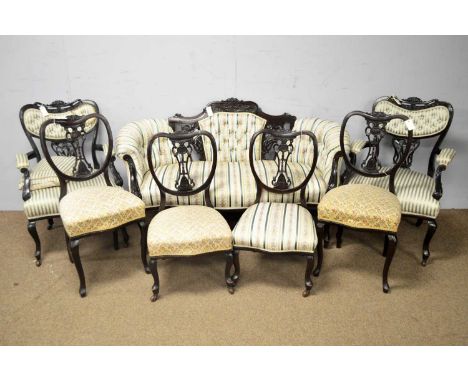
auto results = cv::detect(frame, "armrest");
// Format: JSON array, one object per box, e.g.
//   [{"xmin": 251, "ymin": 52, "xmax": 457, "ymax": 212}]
[
  {"xmin": 16, "ymin": 153, "xmax": 29, "ymax": 170},
  {"xmin": 322, "ymin": 121, "xmax": 350, "ymax": 190},
  {"xmin": 435, "ymin": 148, "xmax": 456, "ymax": 167},
  {"xmin": 433, "ymin": 148, "xmax": 455, "ymax": 200},
  {"xmin": 16, "ymin": 152, "xmax": 32, "ymax": 201}
]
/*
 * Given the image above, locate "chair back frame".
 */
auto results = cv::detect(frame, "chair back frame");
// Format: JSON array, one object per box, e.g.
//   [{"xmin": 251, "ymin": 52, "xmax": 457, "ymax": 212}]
[
  {"xmin": 340, "ymin": 111, "xmax": 414, "ymax": 194},
  {"xmin": 147, "ymin": 130, "xmax": 218, "ymax": 211},
  {"xmin": 39, "ymin": 113, "xmax": 113, "ymax": 199},
  {"xmin": 249, "ymin": 129, "xmax": 318, "ymax": 208}
]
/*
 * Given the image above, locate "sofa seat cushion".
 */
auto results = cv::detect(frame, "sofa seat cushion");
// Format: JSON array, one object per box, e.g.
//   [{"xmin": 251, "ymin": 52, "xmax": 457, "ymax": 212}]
[
  {"xmin": 18, "ymin": 156, "xmax": 77, "ymax": 192},
  {"xmin": 318, "ymin": 184, "xmax": 402, "ymax": 233},
  {"xmin": 140, "ymin": 160, "xmax": 327, "ymax": 209},
  {"xmin": 233, "ymin": 202, "xmax": 317, "ymax": 253},
  {"xmin": 147, "ymin": 205, "xmax": 233, "ymax": 258},
  {"xmin": 59, "ymin": 186, "xmax": 145, "ymax": 238},
  {"xmin": 23, "ymin": 175, "xmax": 114, "ymax": 219},
  {"xmin": 347, "ymin": 167, "xmax": 439, "ymax": 219}
]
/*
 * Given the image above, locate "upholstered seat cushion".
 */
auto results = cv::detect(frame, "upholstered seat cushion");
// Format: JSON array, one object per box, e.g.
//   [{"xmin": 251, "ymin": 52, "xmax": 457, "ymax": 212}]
[
  {"xmin": 318, "ymin": 184, "xmax": 402, "ymax": 233},
  {"xmin": 147, "ymin": 205, "xmax": 232, "ymax": 257},
  {"xmin": 140, "ymin": 160, "xmax": 327, "ymax": 209},
  {"xmin": 233, "ymin": 202, "xmax": 317, "ymax": 253},
  {"xmin": 59, "ymin": 186, "xmax": 145, "ymax": 238},
  {"xmin": 347, "ymin": 167, "xmax": 439, "ymax": 219},
  {"xmin": 18, "ymin": 156, "xmax": 77, "ymax": 191},
  {"xmin": 23, "ymin": 175, "xmax": 112, "ymax": 219}
]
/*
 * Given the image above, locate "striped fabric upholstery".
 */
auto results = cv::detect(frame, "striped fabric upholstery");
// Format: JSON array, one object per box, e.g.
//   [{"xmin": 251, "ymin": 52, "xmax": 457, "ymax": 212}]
[
  {"xmin": 198, "ymin": 112, "xmax": 266, "ymax": 161},
  {"xmin": 16, "ymin": 153, "xmax": 29, "ymax": 170},
  {"xmin": 23, "ymin": 175, "xmax": 112, "ymax": 219},
  {"xmin": 347, "ymin": 167, "xmax": 440, "ymax": 219},
  {"xmin": 436, "ymin": 148, "xmax": 456, "ymax": 167},
  {"xmin": 374, "ymin": 100, "xmax": 450, "ymax": 138},
  {"xmin": 116, "ymin": 119, "xmax": 176, "ymax": 186},
  {"xmin": 18, "ymin": 156, "xmax": 76, "ymax": 191},
  {"xmin": 140, "ymin": 160, "xmax": 327, "ymax": 209},
  {"xmin": 350, "ymin": 140, "xmax": 367, "ymax": 154},
  {"xmin": 291, "ymin": 118, "xmax": 350, "ymax": 185},
  {"xmin": 233, "ymin": 202, "xmax": 317, "ymax": 253},
  {"xmin": 23, "ymin": 102, "xmax": 98, "ymax": 140}
]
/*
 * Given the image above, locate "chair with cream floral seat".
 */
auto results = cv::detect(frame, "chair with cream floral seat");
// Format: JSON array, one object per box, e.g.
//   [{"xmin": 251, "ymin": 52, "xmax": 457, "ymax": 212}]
[
  {"xmin": 347, "ymin": 96, "xmax": 456, "ymax": 266},
  {"xmin": 145, "ymin": 129, "xmax": 233, "ymax": 302},
  {"xmin": 318, "ymin": 111, "xmax": 414, "ymax": 293},
  {"xmin": 17, "ymin": 99, "xmax": 124, "ymax": 266},
  {"xmin": 232, "ymin": 128, "xmax": 322, "ymax": 297},
  {"xmin": 39, "ymin": 113, "xmax": 146, "ymax": 297}
]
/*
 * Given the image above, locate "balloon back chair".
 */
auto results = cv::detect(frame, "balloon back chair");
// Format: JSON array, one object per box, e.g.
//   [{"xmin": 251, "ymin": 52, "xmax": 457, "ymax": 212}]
[
  {"xmin": 39, "ymin": 114, "xmax": 146, "ymax": 297},
  {"xmin": 145, "ymin": 130, "xmax": 233, "ymax": 302},
  {"xmin": 318, "ymin": 111, "xmax": 414, "ymax": 293},
  {"xmin": 17, "ymin": 100, "xmax": 123, "ymax": 266},
  {"xmin": 232, "ymin": 128, "xmax": 322, "ymax": 297}
]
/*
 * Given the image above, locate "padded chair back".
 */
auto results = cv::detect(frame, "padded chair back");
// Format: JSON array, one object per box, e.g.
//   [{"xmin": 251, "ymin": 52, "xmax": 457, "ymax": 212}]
[
  {"xmin": 373, "ymin": 96, "xmax": 454, "ymax": 176},
  {"xmin": 147, "ymin": 130, "xmax": 218, "ymax": 211},
  {"xmin": 20, "ymin": 99, "xmax": 99, "ymax": 163},
  {"xmin": 39, "ymin": 113, "xmax": 113, "ymax": 199},
  {"xmin": 249, "ymin": 129, "xmax": 318, "ymax": 208},
  {"xmin": 340, "ymin": 111, "xmax": 414, "ymax": 194}
]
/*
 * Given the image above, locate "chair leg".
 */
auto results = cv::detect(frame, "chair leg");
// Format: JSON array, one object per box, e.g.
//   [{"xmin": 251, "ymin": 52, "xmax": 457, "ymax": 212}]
[
  {"xmin": 232, "ymin": 250, "xmax": 240, "ymax": 285},
  {"xmin": 138, "ymin": 220, "xmax": 150, "ymax": 274},
  {"xmin": 225, "ymin": 252, "xmax": 236, "ymax": 294},
  {"xmin": 303, "ymin": 254, "xmax": 314, "ymax": 297},
  {"xmin": 148, "ymin": 257, "xmax": 160, "ymax": 302},
  {"xmin": 382, "ymin": 234, "xmax": 388, "ymax": 257},
  {"xmin": 65, "ymin": 234, "xmax": 74, "ymax": 264},
  {"xmin": 70, "ymin": 239, "xmax": 86, "ymax": 297},
  {"xmin": 382, "ymin": 234, "xmax": 397, "ymax": 294},
  {"xmin": 415, "ymin": 218, "xmax": 424, "ymax": 227},
  {"xmin": 314, "ymin": 222, "xmax": 324, "ymax": 277},
  {"xmin": 113, "ymin": 230, "xmax": 119, "ymax": 250},
  {"xmin": 324, "ymin": 224, "xmax": 330, "ymax": 248},
  {"xmin": 336, "ymin": 225, "xmax": 344, "ymax": 248},
  {"xmin": 47, "ymin": 218, "xmax": 54, "ymax": 230},
  {"xmin": 27, "ymin": 221, "xmax": 42, "ymax": 267},
  {"xmin": 121, "ymin": 227, "xmax": 130, "ymax": 247},
  {"xmin": 422, "ymin": 219, "xmax": 437, "ymax": 266}
]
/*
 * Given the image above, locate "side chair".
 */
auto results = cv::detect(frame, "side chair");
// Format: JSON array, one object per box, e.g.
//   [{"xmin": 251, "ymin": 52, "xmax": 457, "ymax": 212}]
[{"xmin": 39, "ymin": 113, "xmax": 146, "ymax": 297}]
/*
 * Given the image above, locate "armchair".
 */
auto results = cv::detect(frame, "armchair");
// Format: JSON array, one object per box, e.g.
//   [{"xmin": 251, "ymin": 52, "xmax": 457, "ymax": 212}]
[
  {"xmin": 347, "ymin": 96, "xmax": 456, "ymax": 265},
  {"xmin": 17, "ymin": 99, "xmax": 123, "ymax": 266}
]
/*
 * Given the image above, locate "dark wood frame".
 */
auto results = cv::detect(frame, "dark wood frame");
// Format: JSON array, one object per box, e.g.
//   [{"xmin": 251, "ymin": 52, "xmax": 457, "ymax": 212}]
[
  {"xmin": 318, "ymin": 110, "xmax": 413, "ymax": 293},
  {"xmin": 233, "ymin": 128, "xmax": 323, "ymax": 297},
  {"xmin": 18, "ymin": 100, "xmax": 123, "ymax": 266},
  {"xmin": 39, "ymin": 113, "xmax": 147, "ymax": 297},
  {"xmin": 145, "ymin": 129, "xmax": 235, "ymax": 301},
  {"xmin": 346, "ymin": 96, "xmax": 454, "ymax": 266}
]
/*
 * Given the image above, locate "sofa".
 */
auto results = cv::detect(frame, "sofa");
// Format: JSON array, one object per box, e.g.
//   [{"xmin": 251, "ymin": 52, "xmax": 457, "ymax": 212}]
[{"xmin": 116, "ymin": 98, "xmax": 350, "ymax": 212}]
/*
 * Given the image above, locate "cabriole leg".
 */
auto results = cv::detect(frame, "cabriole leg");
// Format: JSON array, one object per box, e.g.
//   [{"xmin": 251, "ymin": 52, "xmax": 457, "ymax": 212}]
[
  {"xmin": 382, "ymin": 234, "xmax": 397, "ymax": 294},
  {"xmin": 149, "ymin": 257, "xmax": 160, "ymax": 302},
  {"xmin": 232, "ymin": 250, "xmax": 240, "ymax": 285},
  {"xmin": 422, "ymin": 219, "xmax": 437, "ymax": 266},
  {"xmin": 225, "ymin": 252, "xmax": 236, "ymax": 294},
  {"xmin": 138, "ymin": 220, "xmax": 149, "ymax": 273},
  {"xmin": 70, "ymin": 239, "xmax": 86, "ymax": 297},
  {"xmin": 336, "ymin": 225, "xmax": 344, "ymax": 248},
  {"xmin": 314, "ymin": 222, "xmax": 324, "ymax": 277},
  {"xmin": 65, "ymin": 234, "xmax": 73, "ymax": 264},
  {"xmin": 27, "ymin": 221, "xmax": 41, "ymax": 267},
  {"xmin": 303, "ymin": 254, "xmax": 314, "ymax": 297},
  {"xmin": 382, "ymin": 234, "xmax": 388, "ymax": 257}
]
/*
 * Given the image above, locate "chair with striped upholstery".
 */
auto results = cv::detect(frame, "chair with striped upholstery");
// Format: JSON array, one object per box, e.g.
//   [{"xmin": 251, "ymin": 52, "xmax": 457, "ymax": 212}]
[
  {"xmin": 232, "ymin": 128, "xmax": 323, "ymax": 297},
  {"xmin": 347, "ymin": 96, "xmax": 456, "ymax": 266},
  {"xmin": 39, "ymin": 113, "xmax": 146, "ymax": 297},
  {"xmin": 144, "ymin": 130, "xmax": 233, "ymax": 301},
  {"xmin": 17, "ymin": 100, "xmax": 124, "ymax": 266},
  {"xmin": 318, "ymin": 111, "xmax": 414, "ymax": 293},
  {"xmin": 116, "ymin": 98, "xmax": 349, "ymax": 215}
]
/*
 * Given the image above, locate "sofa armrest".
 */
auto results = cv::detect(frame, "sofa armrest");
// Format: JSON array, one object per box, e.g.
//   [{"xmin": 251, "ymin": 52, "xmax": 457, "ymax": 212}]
[
  {"xmin": 321, "ymin": 121, "xmax": 350, "ymax": 189},
  {"xmin": 96, "ymin": 143, "xmax": 123, "ymax": 186},
  {"xmin": 16, "ymin": 152, "xmax": 36, "ymax": 201},
  {"xmin": 433, "ymin": 148, "xmax": 455, "ymax": 200},
  {"xmin": 350, "ymin": 140, "xmax": 368, "ymax": 154}
]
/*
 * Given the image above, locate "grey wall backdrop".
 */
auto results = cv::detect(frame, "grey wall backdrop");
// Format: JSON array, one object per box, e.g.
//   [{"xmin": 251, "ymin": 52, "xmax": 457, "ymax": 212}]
[{"xmin": 1, "ymin": 35, "xmax": 467, "ymax": 210}]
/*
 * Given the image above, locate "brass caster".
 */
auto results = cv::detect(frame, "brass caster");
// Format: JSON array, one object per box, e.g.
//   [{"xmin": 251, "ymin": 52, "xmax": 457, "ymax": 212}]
[
  {"xmin": 79, "ymin": 288, "xmax": 87, "ymax": 298},
  {"xmin": 302, "ymin": 289, "xmax": 311, "ymax": 297},
  {"xmin": 150, "ymin": 294, "xmax": 159, "ymax": 302},
  {"xmin": 35, "ymin": 258, "xmax": 42, "ymax": 267},
  {"xmin": 144, "ymin": 266, "xmax": 151, "ymax": 274},
  {"xmin": 383, "ymin": 284, "xmax": 390, "ymax": 294},
  {"xmin": 313, "ymin": 269, "xmax": 320, "ymax": 277},
  {"xmin": 228, "ymin": 287, "xmax": 235, "ymax": 295},
  {"xmin": 421, "ymin": 255, "xmax": 429, "ymax": 267}
]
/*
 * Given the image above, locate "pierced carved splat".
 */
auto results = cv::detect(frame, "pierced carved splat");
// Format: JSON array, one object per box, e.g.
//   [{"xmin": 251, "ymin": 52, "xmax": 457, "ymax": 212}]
[
  {"xmin": 170, "ymin": 138, "xmax": 195, "ymax": 192},
  {"xmin": 392, "ymin": 137, "xmax": 420, "ymax": 168},
  {"xmin": 271, "ymin": 137, "xmax": 294, "ymax": 190},
  {"xmin": 361, "ymin": 112, "xmax": 388, "ymax": 173}
]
